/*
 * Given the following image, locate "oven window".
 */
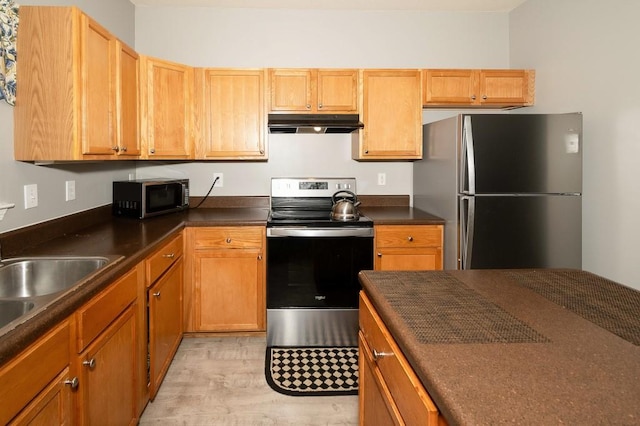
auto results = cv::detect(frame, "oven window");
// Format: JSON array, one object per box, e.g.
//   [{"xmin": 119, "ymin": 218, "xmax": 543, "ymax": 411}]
[{"xmin": 267, "ymin": 236, "xmax": 373, "ymax": 309}]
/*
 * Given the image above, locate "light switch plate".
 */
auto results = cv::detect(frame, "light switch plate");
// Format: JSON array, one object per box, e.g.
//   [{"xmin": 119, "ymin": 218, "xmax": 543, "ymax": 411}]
[{"xmin": 24, "ymin": 184, "xmax": 38, "ymax": 209}]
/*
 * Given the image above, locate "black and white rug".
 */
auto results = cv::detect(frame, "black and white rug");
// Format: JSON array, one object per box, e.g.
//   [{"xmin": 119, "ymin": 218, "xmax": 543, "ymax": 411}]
[{"xmin": 265, "ymin": 346, "xmax": 359, "ymax": 396}]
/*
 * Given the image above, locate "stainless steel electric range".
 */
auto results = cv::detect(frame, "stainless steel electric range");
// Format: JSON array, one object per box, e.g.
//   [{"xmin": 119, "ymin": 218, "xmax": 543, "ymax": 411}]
[{"xmin": 266, "ymin": 177, "xmax": 373, "ymax": 347}]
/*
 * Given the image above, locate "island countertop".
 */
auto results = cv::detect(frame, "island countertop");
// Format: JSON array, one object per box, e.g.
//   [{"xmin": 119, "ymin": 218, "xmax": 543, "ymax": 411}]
[{"xmin": 358, "ymin": 269, "xmax": 640, "ymax": 425}]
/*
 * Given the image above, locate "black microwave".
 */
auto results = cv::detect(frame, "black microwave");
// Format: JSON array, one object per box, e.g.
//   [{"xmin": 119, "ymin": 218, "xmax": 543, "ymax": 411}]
[{"xmin": 113, "ymin": 178, "xmax": 189, "ymax": 219}]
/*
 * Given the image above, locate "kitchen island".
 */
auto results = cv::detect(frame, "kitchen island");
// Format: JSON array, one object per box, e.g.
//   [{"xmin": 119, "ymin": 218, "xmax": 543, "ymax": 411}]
[{"xmin": 359, "ymin": 269, "xmax": 640, "ymax": 425}]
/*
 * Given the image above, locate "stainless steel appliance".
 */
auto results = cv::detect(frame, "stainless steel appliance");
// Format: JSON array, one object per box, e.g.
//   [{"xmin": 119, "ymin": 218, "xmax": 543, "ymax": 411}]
[
  {"xmin": 112, "ymin": 178, "xmax": 189, "ymax": 219},
  {"xmin": 266, "ymin": 177, "xmax": 373, "ymax": 347},
  {"xmin": 414, "ymin": 113, "xmax": 582, "ymax": 269}
]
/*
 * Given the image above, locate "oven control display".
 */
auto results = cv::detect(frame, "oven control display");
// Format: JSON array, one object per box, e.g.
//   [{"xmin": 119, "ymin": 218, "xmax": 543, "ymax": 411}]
[{"xmin": 299, "ymin": 181, "xmax": 328, "ymax": 190}]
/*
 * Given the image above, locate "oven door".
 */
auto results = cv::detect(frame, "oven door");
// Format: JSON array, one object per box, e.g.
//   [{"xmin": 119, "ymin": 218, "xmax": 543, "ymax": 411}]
[{"xmin": 266, "ymin": 228, "xmax": 373, "ymax": 309}]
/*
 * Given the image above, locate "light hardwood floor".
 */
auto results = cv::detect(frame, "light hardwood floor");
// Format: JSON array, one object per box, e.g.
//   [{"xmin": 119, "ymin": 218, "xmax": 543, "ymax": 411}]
[{"xmin": 139, "ymin": 336, "xmax": 359, "ymax": 425}]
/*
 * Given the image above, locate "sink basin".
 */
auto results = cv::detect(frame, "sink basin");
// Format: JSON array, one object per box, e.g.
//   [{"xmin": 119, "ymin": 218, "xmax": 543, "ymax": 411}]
[
  {"xmin": 0, "ymin": 300, "xmax": 35, "ymax": 329},
  {"xmin": 0, "ymin": 256, "xmax": 110, "ymax": 298}
]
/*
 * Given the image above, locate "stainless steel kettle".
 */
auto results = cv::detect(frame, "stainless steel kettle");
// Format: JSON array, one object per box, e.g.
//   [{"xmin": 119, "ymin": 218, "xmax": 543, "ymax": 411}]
[{"xmin": 331, "ymin": 190, "xmax": 361, "ymax": 221}]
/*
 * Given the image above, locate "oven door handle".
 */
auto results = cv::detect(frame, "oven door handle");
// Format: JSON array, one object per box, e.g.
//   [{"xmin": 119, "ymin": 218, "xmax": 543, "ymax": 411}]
[{"xmin": 267, "ymin": 227, "xmax": 374, "ymax": 238}]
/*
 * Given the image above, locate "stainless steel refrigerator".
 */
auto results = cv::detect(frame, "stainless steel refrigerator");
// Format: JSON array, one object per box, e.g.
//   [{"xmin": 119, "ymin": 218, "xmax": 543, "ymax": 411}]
[{"xmin": 414, "ymin": 113, "xmax": 582, "ymax": 269}]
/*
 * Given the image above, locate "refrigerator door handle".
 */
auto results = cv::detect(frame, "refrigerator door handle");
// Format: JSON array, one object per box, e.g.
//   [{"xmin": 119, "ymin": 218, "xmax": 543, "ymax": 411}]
[
  {"xmin": 460, "ymin": 195, "xmax": 475, "ymax": 269},
  {"xmin": 462, "ymin": 115, "xmax": 476, "ymax": 195}
]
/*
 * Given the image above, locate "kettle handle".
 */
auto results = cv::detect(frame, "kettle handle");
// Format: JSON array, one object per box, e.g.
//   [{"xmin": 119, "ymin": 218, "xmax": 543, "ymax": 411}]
[{"xmin": 332, "ymin": 190, "xmax": 358, "ymax": 204}]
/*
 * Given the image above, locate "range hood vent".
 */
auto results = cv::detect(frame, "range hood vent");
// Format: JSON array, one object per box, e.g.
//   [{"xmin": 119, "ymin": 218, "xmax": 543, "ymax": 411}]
[{"xmin": 268, "ymin": 114, "xmax": 364, "ymax": 134}]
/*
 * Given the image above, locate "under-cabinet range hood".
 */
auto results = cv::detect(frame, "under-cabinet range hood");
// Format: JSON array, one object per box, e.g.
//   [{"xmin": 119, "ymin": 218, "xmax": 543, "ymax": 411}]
[{"xmin": 268, "ymin": 114, "xmax": 364, "ymax": 134}]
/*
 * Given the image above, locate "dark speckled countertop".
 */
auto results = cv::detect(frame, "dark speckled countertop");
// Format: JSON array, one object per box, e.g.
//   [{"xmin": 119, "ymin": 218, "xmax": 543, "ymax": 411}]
[{"xmin": 359, "ymin": 269, "xmax": 640, "ymax": 425}]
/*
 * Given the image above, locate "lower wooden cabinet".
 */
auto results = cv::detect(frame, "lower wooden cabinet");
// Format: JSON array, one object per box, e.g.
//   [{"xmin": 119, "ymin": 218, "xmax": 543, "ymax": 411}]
[
  {"xmin": 374, "ymin": 225, "xmax": 443, "ymax": 271},
  {"xmin": 0, "ymin": 321, "xmax": 72, "ymax": 425},
  {"xmin": 76, "ymin": 305, "xmax": 138, "ymax": 425},
  {"xmin": 148, "ymin": 258, "xmax": 183, "ymax": 400},
  {"xmin": 359, "ymin": 292, "xmax": 445, "ymax": 425},
  {"xmin": 185, "ymin": 226, "xmax": 266, "ymax": 332}
]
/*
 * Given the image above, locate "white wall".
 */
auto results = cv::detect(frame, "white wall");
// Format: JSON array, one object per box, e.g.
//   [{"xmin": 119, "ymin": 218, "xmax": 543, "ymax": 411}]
[
  {"xmin": 134, "ymin": 6, "xmax": 510, "ymax": 197},
  {"xmin": 0, "ymin": 0, "xmax": 136, "ymax": 233},
  {"xmin": 510, "ymin": 0, "xmax": 640, "ymax": 288}
]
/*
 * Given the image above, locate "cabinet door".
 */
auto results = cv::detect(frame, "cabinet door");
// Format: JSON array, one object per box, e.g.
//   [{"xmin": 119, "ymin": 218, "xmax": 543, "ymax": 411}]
[
  {"xmin": 269, "ymin": 69, "xmax": 313, "ymax": 112},
  {"xmin": 8, "ymin": 368, "xmax": 73, "ymax": 426},
  {"xmin": 316, "ymin": 69, "xmax": 358, "ymax": 113},
  {"xmin": 356, "ymin": 70, "xmax": 422, "ymax": 160},
  {"xmin": 77, "ymin": 305, "xmax": 137, "ymax": 426},
  {"xmin": 478, "ymin": 70, "xmax": 533, "ymax": 106},
  {"xmin": 80, "ymin": 14, "xmax": 116, "ymax": 157},
  {"xmin": 422, "ymin": 69, "xmax": 476, "ymax": 105},
  {"xmin": 148, "ymin": 259, "xmax": 183, "ymax": 400},
  {"xmin": 140, "ymin": 56, "xmax": 193, "ymax": 158},
  {"xmin": 196, "ymin": 69, "xmax": 267, "ymax": 159},
  {"xmin": 194, "ymin": 249, "xmax": 265, "ymax": 332},
  {"xmin": 359, "ymin": 336, "xmax": 402, "ymax": 426},
  {"xmin": 116, "ymin": 41, "xmax": 141, "ymax": 157}
]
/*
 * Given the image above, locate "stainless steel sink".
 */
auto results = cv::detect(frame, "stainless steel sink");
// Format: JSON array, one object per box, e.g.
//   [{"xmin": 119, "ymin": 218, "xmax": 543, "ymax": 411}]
[
  {"xmin": 0, "ymin": 256, "xmax": 110, "ymax": 298},
  {"xmin": 0, "ymin": 300, "xmax": 36, "ymax": 329}
]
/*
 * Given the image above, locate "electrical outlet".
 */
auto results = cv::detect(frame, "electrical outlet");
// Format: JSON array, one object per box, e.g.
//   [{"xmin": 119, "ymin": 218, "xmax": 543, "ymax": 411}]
[
  {"xmin": 24, "ymin": 184, "xmax": 38, "ymax": 209},
  {"xmin": 377, "ymin": 173, "xmax": 386, "ymax": 186},
  {"xmin": 65, "ymin": 180, "xmax": 76, "ymax": 201},
  {"xmin": 213, "ymin": 172, "xmax": 224, "ymax": 188}
]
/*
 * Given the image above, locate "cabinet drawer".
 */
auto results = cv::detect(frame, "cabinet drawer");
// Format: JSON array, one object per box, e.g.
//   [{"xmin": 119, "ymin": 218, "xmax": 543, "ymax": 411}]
[
  {"xmin": 359, "ymin": 292, "xmax": 440, "ymax": 425},
  {"xmin": 0, "ymin": 321, "xmax": 70, "ymax": 425},
  {"xmin": 375, "ymin": 225, "xmax": 442, "ymax": 248},
  {"xmin": 76, "ymin": 267, "xmax": 138, "ymax": 352},
  {"xmin": 192, "ymin": 226, "xmax": 264, "ymax": 250},
  {"xmin": 146, "ymin": 232, "xmax": 183, "ymax": 285}
]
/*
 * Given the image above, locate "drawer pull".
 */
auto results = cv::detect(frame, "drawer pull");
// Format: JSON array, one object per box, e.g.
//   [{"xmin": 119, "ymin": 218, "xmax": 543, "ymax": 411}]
[
  {"xmin": 407, "ymin": 236, "xmax": 414, "ymax": 242},
  {"xmin": 153, "ymin": 292, "xmax": 161, "ymax": 298},
  {"xmin": 162, "ymin": 253, "xmax": 175, "ymax": 258},
  {"xmin": 372, "ymin": 349, "xmax": 393, "ymax": 361},
  {"xmin": 83, "ymin": 358, "xmax": 96, "ymax": 369},
  {"xmin": 226, "ymin": 238, "xmax": 232, "ymax": 243},
  {"xmin": 64, "ymin": 377, "xmax": 79, "ymax": 389},
  {"xmin": 257, "ymin": 254, "xmax": 263, "ymax": 261},
  {"xmin": 377, "ymin": 252, "xmax": 382, "ymax": 257}
]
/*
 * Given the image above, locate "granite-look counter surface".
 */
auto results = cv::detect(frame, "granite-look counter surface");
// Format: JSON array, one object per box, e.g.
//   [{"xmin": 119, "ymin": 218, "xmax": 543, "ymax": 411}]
[{"xmin": 359, "ymin": 269, "xmax": 640, "ymax": 425}]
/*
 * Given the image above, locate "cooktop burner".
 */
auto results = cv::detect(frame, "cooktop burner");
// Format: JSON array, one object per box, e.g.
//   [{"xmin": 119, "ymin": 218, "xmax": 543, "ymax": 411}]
[{"xmin": 268, "ymin": 177, "xmax": 371, "ymax": 228}]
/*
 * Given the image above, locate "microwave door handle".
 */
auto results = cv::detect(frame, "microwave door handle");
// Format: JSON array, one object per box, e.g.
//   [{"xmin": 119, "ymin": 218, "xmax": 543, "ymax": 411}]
[
  {"xmin": 461, "ymin": 115, "xmax": 476, "ymax": 195},
  {"xmin": 459, "ymin": 195, "xmax": 475, "ymax": 269}
]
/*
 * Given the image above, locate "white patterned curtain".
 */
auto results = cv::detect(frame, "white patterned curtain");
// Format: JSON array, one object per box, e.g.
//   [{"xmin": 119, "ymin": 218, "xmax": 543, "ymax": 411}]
[{"xmin": 0, "ymin": 0, "xmax": 18, "ymax": 106}]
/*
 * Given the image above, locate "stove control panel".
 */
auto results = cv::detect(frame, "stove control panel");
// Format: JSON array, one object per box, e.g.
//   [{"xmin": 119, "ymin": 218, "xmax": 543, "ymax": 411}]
[{"xmin": 271, "ymin": 178, "xmax": 356, "ymax": 198}]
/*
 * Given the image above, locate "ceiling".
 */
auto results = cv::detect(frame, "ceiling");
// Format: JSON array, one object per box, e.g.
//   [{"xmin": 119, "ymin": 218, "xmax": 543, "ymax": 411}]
[{"xmin": 129, "ymin": 0, "xmax": 528, "ymax": 12}]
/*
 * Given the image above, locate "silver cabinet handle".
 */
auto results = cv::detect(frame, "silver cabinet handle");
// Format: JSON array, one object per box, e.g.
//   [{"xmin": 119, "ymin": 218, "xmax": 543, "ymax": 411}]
[
  {"xmin": 257, "ymin": 254, "xmax": 263, "ymax": 261},
  {"xmin": 364, "ymin": 150, "xmax": 369, "ymax": 154},
  {"xmin": 407, "ymin": 236, "xmax": 414, "ymax": 242},
  {"xmin": 482, "ymin": 95, "xmax": 487, "ymax": 100},
  {"xmin": 306, "ymin": 104, "xmax": 311, "ymax": 109},
  {"xmin": 372, "ymin": 349, "xmax": 393, "ymax": 361},
  {"xmin": 471, "ymin": 95, "xmax": 476, "ymax": 101},
  {"xmin": 150, "ymin": 148, "xmax": 155, "ymax": 154},
  {"xmin": 377, "ymin": 252, "xmax": 382, "ymax": 257},
  {"xmin": 162, "ymin": 253, "xmax": 175, "ymax": 258},
  {"xmin": 260, "ymin": 149, "xmax": 265, "ymax": 155},
  {"xmin": 153, "ymin": 291, "xmax": 161, "ymax": 298},
  {"xmin": 64, "ymin": 377, "xmax": 79, "ymax": 389},
  {"xmin": 111, "ymin": 146, "xmax": 120, "ymax": 152},
  {"xmin": 226, "ymin": 238, "xmax": 232, "ymax": 243},
  {"xmin": 121, "ymin": 146, "xmax": 127, "ymax": 152},
  {"xmin": 318, "ymin": 103, "xmax": 323, "ymax": 109},
  {"xmin": 83, "ymin": 358, "xmax": 96, "ymax": 369}
]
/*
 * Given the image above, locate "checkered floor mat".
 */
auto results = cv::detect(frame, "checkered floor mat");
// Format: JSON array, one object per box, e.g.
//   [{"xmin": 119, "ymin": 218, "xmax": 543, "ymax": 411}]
[{"xmin": 265, "ymin": 346, "xmax": 359, "ymax": 396}]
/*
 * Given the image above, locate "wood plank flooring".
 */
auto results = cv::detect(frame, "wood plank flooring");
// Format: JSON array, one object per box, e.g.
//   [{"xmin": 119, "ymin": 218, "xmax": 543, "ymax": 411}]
[{"xmin": 139, "ymin": 336, "xmax": 358, "ymax": 425}]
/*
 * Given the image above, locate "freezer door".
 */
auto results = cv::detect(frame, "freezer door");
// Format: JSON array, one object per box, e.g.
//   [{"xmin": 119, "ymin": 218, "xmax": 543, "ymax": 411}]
[
  {"xmin": 459, "ymin": 195, "xmax": 581, "ymax": 269},
  {"xmin": 461, "ymin": 113, "xmax": 582, "ymax": 194}
]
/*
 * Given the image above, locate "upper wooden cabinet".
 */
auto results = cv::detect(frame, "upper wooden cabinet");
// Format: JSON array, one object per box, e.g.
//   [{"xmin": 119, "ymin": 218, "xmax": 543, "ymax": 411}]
[
  {"xmin": 269, "ymin": 68, "xmax": 358, "ymax": 113},
  {"xmin": 14, "ymin": 6, "xmax": 140, "ymax": 161},
  {"xmin": 195, "ymin": 68, "xmax": 267, "ymax": 160},
  {"xmin": 352, "ymin": 69, "xmax": 423, "ymax": 161},
  {"xmin": 422, "ymin": 69, "xmax": 535, "ymax": 108},
  {"xmin": 139, "ymin": 56, "xmax": 194, "ymax": 159}
]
